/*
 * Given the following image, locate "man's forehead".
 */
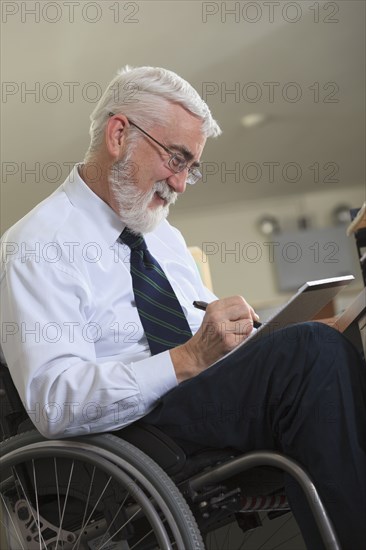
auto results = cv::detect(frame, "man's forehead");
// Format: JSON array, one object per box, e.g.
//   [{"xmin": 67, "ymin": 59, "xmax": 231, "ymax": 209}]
[{"xmin": 146, "ymin": 103, "xmax": 206, "ymax": 163}]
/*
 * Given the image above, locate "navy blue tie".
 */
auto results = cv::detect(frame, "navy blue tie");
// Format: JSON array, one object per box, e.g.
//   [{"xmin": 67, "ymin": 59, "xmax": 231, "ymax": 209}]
[{"xmin": 120, "ymin": 228, "xmax": 192, "ymax": 355}]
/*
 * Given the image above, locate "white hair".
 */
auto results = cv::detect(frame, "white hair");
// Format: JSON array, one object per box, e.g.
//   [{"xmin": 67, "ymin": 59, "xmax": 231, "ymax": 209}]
[{"xmin": 85, "ymin": 65, "xmax": 221, "ymax": 159}]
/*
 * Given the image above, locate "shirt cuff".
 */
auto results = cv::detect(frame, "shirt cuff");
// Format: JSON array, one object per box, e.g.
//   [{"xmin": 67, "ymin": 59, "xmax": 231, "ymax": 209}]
[{"xmin": 131, "ymin": 350, "xmax": 178, "ymax": 413}]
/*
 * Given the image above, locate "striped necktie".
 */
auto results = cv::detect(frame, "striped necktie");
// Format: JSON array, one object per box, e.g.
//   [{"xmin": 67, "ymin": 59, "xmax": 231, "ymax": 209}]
[{"xmin": 120, "ymin": 227, "xmax": 192, "ymax": 355}]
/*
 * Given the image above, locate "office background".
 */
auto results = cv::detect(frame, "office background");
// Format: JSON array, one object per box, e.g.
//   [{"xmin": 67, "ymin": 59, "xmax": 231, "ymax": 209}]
[{"xmin": 1, "ymin": 0, "xmax": 365, "ymax": 310}]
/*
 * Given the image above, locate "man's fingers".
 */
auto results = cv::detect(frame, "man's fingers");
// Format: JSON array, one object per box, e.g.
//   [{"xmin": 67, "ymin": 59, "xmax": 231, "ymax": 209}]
[
  {"xmin": 227, "ymin": 318, "xmax": 254, "ymax": 336},
  {"xmin": 205, "ymin": 296, "xmax": 256, "ymax": 325},
  {"xmin": 250, "ymin": 306, "xmax": 260, "ymax": 322},
  {"xmin": 206, "ymin": 318, "xmax": 254, "ymax": 339}
]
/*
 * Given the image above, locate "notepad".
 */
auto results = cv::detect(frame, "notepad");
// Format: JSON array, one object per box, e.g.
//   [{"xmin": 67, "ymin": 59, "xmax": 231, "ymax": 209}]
[
  {"xmin": 245, "ymin": 275, "xmax": 355, "ymax": 345},
  {"xmin": 210, "ymin": 275, "xmax": 355, "ymax": 365}
]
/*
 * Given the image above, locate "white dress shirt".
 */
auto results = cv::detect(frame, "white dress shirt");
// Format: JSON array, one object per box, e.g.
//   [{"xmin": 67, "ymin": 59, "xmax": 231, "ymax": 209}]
[{"xmin": 0, "ymin": 166, "xmax": 216, "ymax": 438}]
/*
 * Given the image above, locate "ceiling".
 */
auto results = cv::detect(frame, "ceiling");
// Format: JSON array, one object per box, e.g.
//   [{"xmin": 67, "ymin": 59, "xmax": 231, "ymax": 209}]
[{"xmin": 1, "ymin": 0, "xmax": 365, "ymax": 227}]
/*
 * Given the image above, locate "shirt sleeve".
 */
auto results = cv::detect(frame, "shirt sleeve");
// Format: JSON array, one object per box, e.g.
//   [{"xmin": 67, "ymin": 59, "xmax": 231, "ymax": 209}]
[{"xmin": 1, "ymin": 257, "xmax": 178, "ymax": 438}]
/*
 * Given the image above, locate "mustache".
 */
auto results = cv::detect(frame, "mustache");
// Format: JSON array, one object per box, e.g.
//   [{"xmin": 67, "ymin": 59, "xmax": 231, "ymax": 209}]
[{"xmin": 153, "ymin": 180, "xmax": 178, "ymax": 205}]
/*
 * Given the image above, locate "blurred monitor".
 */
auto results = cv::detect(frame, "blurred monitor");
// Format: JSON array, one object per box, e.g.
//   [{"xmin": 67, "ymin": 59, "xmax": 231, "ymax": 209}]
[{"xmin": 272, "ymin": 226, "xmax": 359, "ymax": 292}]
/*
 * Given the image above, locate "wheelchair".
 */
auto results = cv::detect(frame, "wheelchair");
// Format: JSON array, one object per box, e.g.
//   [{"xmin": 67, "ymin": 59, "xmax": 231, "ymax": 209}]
[{"xmin": 0, "ymin": 360, "xmax": 341, "ymax": 549}]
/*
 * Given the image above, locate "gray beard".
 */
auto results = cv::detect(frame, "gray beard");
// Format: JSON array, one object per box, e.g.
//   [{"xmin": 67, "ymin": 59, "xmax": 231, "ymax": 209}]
[{"xmin": 109, "ymin": 158, "xmax": 178, "ymax": 235}]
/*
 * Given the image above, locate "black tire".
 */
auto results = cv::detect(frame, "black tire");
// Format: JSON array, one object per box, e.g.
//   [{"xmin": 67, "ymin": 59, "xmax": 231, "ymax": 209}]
[{"xmin": 0, "ymin": 430, "xmax": 205, "ymax": 549}]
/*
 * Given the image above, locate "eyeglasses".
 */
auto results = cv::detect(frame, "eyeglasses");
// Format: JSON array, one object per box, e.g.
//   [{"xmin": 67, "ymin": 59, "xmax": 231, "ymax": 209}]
[{"xmin": 108, "ymin": 112, "xmax": 202, "ymax": 185}]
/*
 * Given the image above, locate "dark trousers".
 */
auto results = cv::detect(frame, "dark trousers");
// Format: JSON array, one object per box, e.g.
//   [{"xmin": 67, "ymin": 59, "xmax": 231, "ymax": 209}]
[{"xmin": 143, "ymin": 322, "xmax": 366, "ymax": 549}]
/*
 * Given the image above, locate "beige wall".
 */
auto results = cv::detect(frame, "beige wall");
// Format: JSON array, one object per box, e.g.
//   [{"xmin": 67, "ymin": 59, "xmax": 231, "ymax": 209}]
[{"xmin": 170, "ymin": 185, "xmax": 364, "ymax": 311}]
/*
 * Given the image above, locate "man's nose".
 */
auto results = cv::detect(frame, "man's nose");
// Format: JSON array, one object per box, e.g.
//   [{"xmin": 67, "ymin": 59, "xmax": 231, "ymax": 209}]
[{"xmin": 166, "ymin": 170, "xmax": 187, "ymax": 194}]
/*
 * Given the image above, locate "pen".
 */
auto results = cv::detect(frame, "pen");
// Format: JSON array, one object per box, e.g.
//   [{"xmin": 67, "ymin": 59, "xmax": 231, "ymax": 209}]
[{"xmin": 193, "ymin": 301, "xmax": 262, "ymax": 328}]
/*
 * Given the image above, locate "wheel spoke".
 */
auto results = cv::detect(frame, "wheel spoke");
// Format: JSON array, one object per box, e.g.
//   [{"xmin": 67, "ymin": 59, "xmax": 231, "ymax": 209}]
[
  {"xmin": 255, "ymin": 513, "xmax": 292, "ymax": 550},
  {"xmin": 53, "ymin": 458, "xmax": 63, "ymax": 549},
  {"xmin": 98, "ymin": 506, "xmax": 142, "ymax": 550},
  {"xmin": 12, "ymin": 463, "xmax": 48, "ymax": 549},
  {"xmin": 32, "ymin": 459, "xmax": 48, "ymax": 549},
  {"xmin": 270, "ymin": 531, "xmax": 303, "ymax": 549},
  {"xmin": 1, "ymin": 492, "xmax": 26, "ymax": 550},
  {"xmin": 71, "ymin": 465, "xmax": 96, "ymax": 550},
  {"xmin": 70, "ymin": 474, "xmax": 113, "ymax": 550},
  {"xmin": 54, "ymin": 459, "xmax": 74, "ymax": 550}
]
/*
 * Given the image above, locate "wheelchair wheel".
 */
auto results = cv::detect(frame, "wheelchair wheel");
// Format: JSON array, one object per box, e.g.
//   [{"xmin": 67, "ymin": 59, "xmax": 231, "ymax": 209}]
[{"xmin": 0, "ymin": 430, "xmax": 204, "ymax": 549}]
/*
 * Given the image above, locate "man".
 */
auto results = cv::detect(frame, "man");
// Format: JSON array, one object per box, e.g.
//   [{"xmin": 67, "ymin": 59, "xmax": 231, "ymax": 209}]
[{"xmin": 1, "ymin": 66, "xmax": 365, "ymax": 549}]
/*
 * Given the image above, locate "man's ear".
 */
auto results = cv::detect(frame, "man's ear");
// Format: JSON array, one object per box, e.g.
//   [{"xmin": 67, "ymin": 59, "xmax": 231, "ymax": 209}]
[{"xmin": 105, "ymin": 114, "xmax": 129, "ymax": 159}]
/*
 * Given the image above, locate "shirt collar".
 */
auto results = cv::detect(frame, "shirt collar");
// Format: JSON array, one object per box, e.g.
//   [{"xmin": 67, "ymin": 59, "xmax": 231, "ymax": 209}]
[{"xmin": 62, "ymin": 164, "xmax": 125, "ymax": 246}]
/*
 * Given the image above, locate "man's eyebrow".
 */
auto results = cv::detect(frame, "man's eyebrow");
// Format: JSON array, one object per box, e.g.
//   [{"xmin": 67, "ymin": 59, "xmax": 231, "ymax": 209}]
[{"xmin": 168, "ymin": 143, "xmax": 201, "ymax": 167}]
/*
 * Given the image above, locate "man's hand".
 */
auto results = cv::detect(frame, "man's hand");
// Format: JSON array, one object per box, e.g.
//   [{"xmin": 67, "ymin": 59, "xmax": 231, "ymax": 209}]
[{"xmin": 170, "ymin": 296, "xmax": 259, "ymax": 382}]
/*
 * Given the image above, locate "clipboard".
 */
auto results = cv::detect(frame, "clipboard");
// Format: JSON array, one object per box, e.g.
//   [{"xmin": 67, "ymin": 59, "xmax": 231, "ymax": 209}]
[{"xmin": 245, "ymin": 274, "xmax": 355, "ymax": 345}]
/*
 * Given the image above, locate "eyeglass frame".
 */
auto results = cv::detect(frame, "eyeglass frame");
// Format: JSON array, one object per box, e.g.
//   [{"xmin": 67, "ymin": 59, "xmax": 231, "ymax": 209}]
[{"xmin": 108, "ymin": 112, "xmax": 202, "ymax": 185}]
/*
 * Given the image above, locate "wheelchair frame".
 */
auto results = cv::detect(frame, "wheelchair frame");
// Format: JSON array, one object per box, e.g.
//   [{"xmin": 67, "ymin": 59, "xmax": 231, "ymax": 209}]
[{"xmin": 0, "ymin": 360, "xmax": 341, "ymax": 549}]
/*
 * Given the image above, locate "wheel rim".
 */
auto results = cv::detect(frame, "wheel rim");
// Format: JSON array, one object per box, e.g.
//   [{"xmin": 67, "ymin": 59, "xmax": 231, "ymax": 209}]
[{"xmin": 0, "ymin": 440, "xmax": 184, "ymax": 550}]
